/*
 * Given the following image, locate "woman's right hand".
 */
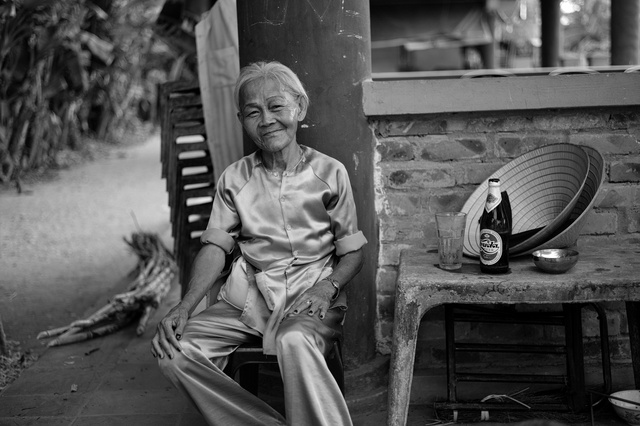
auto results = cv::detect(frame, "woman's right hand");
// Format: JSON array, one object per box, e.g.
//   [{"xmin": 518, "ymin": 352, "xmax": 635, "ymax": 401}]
[{"xmin": 151, "ymin": 304, "xmax": 189, "ymax": 360}]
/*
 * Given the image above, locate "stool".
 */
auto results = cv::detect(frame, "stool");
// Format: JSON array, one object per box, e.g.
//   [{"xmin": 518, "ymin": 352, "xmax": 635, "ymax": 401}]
[
  {"xmin": 437, "ymin": 303, "xmax": 612, "ymax": 415},
  {"xmin": 224, "ymin": 339, "xmax": 345, "ymax": 397}
]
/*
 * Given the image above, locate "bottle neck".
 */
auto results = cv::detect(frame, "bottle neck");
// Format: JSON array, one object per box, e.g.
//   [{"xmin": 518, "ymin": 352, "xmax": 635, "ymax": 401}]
[{"xmin": 485, "ymin": 182, "xmax": 502, "ymax": 213}]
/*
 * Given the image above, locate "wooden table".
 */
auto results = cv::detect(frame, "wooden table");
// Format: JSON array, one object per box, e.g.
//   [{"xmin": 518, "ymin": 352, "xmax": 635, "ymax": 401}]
[{"xmin": 388, "ymin": 243, "xmax": 640, "ymax": 426}]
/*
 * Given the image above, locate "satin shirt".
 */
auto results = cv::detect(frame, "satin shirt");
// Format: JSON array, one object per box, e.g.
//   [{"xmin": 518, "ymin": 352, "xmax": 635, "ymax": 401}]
[{"xmin": 200, "ymin": 145, "xmax": 367, "ymax": 354}]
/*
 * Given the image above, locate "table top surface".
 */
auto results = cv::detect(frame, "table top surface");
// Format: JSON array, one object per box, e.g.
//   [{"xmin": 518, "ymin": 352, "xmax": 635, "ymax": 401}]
[{"xmin": 398, "ymin": 241, "xmax": 640, "ymax": 290}]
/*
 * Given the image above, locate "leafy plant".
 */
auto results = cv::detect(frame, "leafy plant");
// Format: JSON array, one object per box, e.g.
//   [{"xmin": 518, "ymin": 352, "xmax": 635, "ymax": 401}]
[{"xmin": 0, "ymin": 0, "xmax": 176, "ymax": 186}]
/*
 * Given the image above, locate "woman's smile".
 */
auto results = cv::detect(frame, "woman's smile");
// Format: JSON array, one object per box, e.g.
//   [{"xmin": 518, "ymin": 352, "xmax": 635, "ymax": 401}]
[{"xmin": 239, "ymin": 78, "xmax": 305, "ymax": 155}]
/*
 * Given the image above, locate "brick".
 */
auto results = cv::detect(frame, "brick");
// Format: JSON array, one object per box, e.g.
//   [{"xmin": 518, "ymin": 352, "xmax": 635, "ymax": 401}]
[
  {"xmin": 377, "ymin": 294, "xmax": 395, "ymax": 320},
  {"xmin": 388, "ymin": 216, "xmax": 432, "ymax": 242},
  {"xmin": 532, "ymin": 113, "xmax": 604, "ymax": 131},
  {"xmin": 452, "ymin": 162, "xmax": 503, "ymax": 185},
  {"xmin": 479, "ymin": 115, "xmax": 535, "ymax": 132},
  {"xmin": 581, "ymin": 210, "xmax": 618, "ymax": 235},
  {"xmin": 417, "ymin": 135, "xmax": 488, "ymax": 161},
  {"xmin": 628, "ymin": 121, "xmax": 640, "ymax": 138},
  {"xmin": 621, "ymin": 206, "xmax": 640, "ymax": 233},
  {"xmin": 496, "ymin": 136, "xmax": 522, "ymax": 156},
  {"xmin": 384, "ymin": 192, "xmax": 422, "ymax": 216},
  {"xmin": 384, "ymin": 165, "xmax": 456, "ymax": 189},
  {"xmin": 379, "ymin": 224, "xmax": 397, "ymax": 242},
  {"xmin": 370, "ymin": 119, "xmax": 392, "ymax": 138},
  {"xmin": 382, "ymin": 118, "xmax": 449, "ymax": 136},
  {"xmin": 571, "ymin": 133, "xmax": 640, "ymax": 155},
  {"xmin": 456, "ymin": 114, "xmax": 534, "ymax": 133},
  {"xmin": 375, "ymin": 331, "xmax": 392, "ymax": 355},
  {"xmin": 378, "ymin": 242, "xmax": 413, "ymax": 266},
  {"xmin": 426, "ymin": 190, "xmax": 473, "ymax": 213},
  {"xmin": 446, "ymin": 115, "xmax": 477, "ymax": 132},
  {"xmin": 610, "ymin": 159, "xmax": 640, "ymax": 182},
  {"xmin": 376, "ymin": 266, "xmax": 398, "ymax": 295},
  {"xmin": 596, "ymin": 185, "xmax": 640, "ymax": 208},
  {"xmin": 607, "ymin": 111, "xmax": 640, "ymax": 130},
  {"xmin": 377, "ymin": 138, "xmax": 415, "ymax": 162}
]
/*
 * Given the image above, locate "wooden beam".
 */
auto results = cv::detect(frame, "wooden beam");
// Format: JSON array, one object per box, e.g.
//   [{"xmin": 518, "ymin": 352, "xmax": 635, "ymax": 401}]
[{"xmin": 362, "ymin": 73, "xmax": 640, "ymax": 116}]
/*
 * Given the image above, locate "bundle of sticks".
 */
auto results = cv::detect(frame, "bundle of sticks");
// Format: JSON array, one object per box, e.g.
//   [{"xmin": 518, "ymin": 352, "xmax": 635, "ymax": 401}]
[{"xmin": 37, "ymin": 232, "xmax": 177, "ymax": 347}]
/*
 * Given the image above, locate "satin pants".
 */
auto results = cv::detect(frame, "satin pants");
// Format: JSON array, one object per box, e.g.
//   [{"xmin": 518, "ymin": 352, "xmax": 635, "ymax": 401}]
[{"xmin": 157, "ymin": 300, "xmax": 352, "ymax": 426}]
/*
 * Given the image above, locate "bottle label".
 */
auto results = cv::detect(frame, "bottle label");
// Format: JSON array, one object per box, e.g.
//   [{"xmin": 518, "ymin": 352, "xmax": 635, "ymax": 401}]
[
  {"xmin": 480, "ymin": 229, "xmax": 502, "ymax": 265},
  {"xmin": 485, "ymin": 191, "xmax": 502, "ymax": 213}
]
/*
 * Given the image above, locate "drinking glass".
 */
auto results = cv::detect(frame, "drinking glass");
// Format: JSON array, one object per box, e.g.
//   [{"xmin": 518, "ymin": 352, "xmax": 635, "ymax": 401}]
[{"xmin": 435, "ymin": 212, "xmax": 467, "ymax": 270}]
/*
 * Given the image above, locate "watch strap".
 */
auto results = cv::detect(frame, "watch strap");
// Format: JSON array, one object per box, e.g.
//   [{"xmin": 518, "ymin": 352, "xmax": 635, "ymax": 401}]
[{"xmin": 324, "ymin": 277, "xmax": 341, "ymax": 301}]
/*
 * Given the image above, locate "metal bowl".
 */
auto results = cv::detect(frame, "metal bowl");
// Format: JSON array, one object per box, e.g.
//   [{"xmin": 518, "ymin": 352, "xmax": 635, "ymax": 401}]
[
  {"xmin": 531, "ymin": 249, "xmax": 579, "ymax": 274},
  {"xmin": 609, "ymin": 390, "xmax": 640, "ymax": 425}
]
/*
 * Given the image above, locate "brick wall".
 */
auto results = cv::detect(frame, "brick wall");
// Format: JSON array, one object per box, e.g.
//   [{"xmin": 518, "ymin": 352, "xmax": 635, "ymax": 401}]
[{"xmin": 372, "ymin": 107, "xmax": 640, "ymax": 371}]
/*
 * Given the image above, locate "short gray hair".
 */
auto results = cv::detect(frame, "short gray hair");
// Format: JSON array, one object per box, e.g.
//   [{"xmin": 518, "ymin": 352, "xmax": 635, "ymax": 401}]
[{"xmin": 234, "ymin": 61, "xmax": 309, "ymax": 111}]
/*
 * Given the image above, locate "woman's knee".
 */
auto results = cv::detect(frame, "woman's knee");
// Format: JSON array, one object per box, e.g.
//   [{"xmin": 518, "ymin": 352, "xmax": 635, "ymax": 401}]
[
  {"xmin": 156, "ymin": 339, "xmax": 198, "ymax": 377},
  {"xmin": 276, "ymin": 318, "xmax": 315, "ymax": 352}
]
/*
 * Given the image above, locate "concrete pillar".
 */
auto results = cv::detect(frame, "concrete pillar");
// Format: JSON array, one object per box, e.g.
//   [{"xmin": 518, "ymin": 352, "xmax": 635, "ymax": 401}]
[
  {"xmin": 611, "ymin": 0, "xmax": 640, "ymax": 65},
  {"xmin": 236, "ymin": 0, "xmax": 378, "ymax": 372},
  {"xmin": 540, "ymin": 0, "xmax": 561, "ymax": 67}
]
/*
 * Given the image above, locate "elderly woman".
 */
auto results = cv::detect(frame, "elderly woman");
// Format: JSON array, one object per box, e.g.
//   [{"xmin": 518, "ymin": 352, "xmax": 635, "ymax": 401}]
[{"xmin": 151, "ymin": 61, "xmax": 367, "ymax": 426}]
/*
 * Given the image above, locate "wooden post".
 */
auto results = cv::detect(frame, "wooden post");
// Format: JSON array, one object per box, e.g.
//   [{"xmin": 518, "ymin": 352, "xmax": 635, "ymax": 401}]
[
  {"xmin": 236, "ymin": 0, "xmax": 377, "ymax": 369},
  {"xmin": 611, "ymin": 0, "xmax": 640, "ymax": 66},
  {"xmin": 540, "ymin": 0, "xmax": 561, "ymax": 67}
]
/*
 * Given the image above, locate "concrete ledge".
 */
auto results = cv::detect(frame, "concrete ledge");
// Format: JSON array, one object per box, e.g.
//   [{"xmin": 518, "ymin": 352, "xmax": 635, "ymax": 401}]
[{"xmin": 363, "ymin": 73, "xmax": 640, "ymax": 116}]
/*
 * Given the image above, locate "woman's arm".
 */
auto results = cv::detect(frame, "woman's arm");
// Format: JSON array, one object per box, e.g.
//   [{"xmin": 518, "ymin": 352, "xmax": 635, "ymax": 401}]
[
  {"xmin": 180, "ymin": 243, "xmax": 228, "ymax": 315},
  {"xmin": 317, "ymin": 248, "xmax": 364, "ymax": 296},
  {"xmin": 151, "ymin": 243, "xmax": 227, "ymax": 359},
  {"xmin": 286, "ymin": 247, "xmax": 364, "ymax": 320}
]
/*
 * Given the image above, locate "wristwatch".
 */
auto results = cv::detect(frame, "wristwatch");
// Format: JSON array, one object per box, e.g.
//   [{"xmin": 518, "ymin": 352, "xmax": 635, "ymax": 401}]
[{"xmin": 324, "ymin": 277, "xmax": 341, "ymax": 301}]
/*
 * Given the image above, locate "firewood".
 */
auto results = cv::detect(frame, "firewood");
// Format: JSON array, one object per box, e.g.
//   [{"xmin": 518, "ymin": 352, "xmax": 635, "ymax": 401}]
[
  {"xmin": 47, "ymin": 316, "xmax": 135, "ymax": 347},
  {"xmin": 37, "ymin": 232, "xmax": 177, "ymax": 347},
  {"xmin": 136, "ymin": 305, "xmax": 155, "ymax": 336}
]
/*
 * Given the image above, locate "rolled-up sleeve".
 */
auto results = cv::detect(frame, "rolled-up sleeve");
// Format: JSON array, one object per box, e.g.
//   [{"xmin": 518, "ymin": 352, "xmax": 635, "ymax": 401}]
[
  {"xmin": 329, "ymin": 164, "xmax": 367, "ymax": 256},
  {"xmin": 200, "ymin": 227, "xmax": 236, "ymax": 253},
  {"xmin": 335, "ymin": 230, "xmax": 367, "ymax": 256},
  {"xmin": 200, "ymin": 168, "xmax": 242, "ymax": 253}
]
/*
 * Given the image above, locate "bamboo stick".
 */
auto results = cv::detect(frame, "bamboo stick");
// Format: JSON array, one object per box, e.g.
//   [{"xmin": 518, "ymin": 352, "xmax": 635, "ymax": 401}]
[
  {"xmin": 37, "ymin": 325, "xmax": 72, "ymax": 340},
  {"xmin": 47, "ymin": 318, "xmax": 134, "ymax": 347},
  {"xmin": 69, "ymin": 303, "xmax": 116, "ymax": 328},
  {"xmin": 136, "ymin": 305, "xmax": 155, "ymax": 336}
]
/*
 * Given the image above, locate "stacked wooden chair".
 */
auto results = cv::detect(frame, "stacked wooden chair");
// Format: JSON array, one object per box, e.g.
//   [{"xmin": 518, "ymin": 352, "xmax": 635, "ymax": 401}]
[{"xmin": 159, "ymin": 80, "xmax": 215, "ymax": 296}]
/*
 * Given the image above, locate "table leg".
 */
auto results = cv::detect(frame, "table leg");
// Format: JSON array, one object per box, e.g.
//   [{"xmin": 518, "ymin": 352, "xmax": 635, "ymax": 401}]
[
  {"xmin": 564, "ymin": 304, "xmax": 586, "ymax": 410},
  {"xmin": 387, "ymin": 300, "xmax": 423, "ymax": 426},
  {"xmin": 626, "ymin": 301, "xmax": 640, "ymax": 388}
]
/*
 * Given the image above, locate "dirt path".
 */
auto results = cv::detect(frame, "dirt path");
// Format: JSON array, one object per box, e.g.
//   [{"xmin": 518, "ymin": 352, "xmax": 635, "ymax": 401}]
[{"xmin": 0, "ymin": 130, "xmax": 173, "ymax": 356}]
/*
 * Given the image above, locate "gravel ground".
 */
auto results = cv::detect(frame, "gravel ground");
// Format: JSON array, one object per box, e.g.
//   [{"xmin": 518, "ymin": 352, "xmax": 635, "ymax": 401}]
[{"xmin": 0, "ymin": 129, "xmax": 173, "ymax": 357}]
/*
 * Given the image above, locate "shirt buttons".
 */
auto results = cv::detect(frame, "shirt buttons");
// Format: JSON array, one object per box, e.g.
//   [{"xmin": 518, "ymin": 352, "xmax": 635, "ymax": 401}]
[
  {"xmin": 280, "ymin": 196, "xmax": 286, "ymax": 202},
  {"xmin": 293, "ymin": 250, "xmax": 299, "ymax": 256},
  {"xmin": 272, "ymin": 172, "xmax": 278, "ymax": 177},
  {"xmin": 286, "ymin": 225, "xmax": 292, "ymax": 231}
]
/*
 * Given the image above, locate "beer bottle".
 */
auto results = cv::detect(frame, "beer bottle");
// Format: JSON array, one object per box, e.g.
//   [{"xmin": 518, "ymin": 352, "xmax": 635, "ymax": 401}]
[{"xmin": 479, "ymin": 178, "xmax": 512, "ymax": 273}]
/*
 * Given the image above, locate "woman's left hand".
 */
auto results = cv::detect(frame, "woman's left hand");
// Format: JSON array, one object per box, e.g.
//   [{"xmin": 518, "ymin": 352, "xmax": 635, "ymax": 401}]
[{"xmin": 286, "ymin": 280, "xmax": 335, "ymax": 320}]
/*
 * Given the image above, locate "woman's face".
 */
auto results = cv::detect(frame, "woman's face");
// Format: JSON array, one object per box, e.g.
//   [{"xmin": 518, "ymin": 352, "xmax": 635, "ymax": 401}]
[{"xmin": 238, "ymin": 78, "xmax": 306, "ymax": 153}]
